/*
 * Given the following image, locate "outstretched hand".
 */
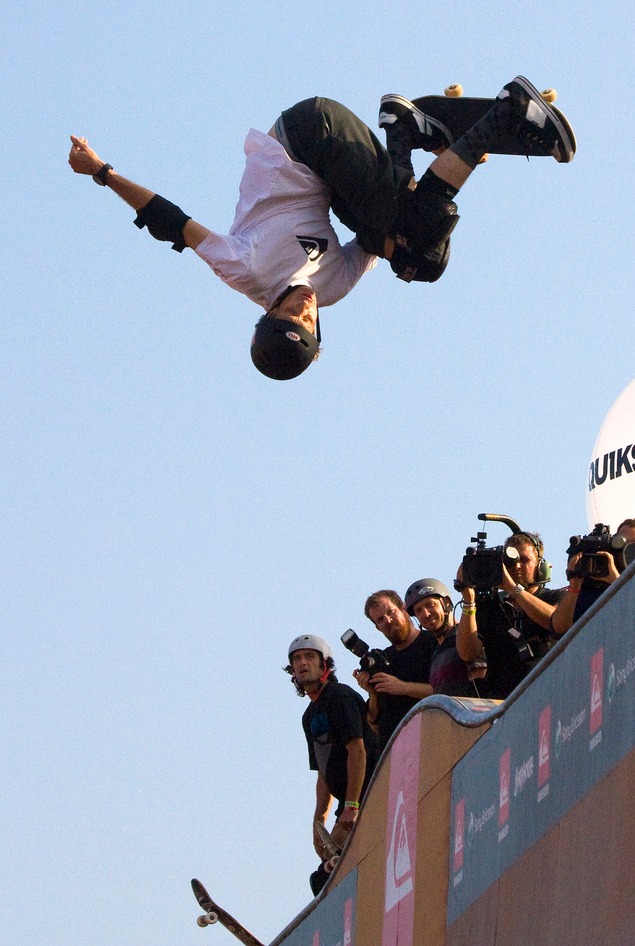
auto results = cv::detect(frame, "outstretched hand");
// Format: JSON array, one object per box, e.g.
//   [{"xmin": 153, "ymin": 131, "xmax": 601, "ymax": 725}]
[{"xmin": 68, "ymin": 136, "xmax": 104, "ymax": 175}]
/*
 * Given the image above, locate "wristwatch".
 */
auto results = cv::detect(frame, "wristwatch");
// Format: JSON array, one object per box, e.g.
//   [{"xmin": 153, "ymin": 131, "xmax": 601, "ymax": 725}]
[
  {"xmin": 509, "ymin": 583, "xmax": 524, "ymax": 599},
  {"xmin": 92, "ymin": 163, "xmax": 113, "ymax": 186}
]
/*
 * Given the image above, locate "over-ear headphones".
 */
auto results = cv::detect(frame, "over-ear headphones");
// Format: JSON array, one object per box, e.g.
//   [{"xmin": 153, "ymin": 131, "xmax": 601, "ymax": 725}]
[{"xmin": 514, "ymin": 532, "xmax": 552, "ymax": 584}]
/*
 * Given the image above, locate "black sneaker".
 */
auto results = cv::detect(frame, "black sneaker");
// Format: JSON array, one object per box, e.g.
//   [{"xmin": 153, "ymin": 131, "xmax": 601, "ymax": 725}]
[
  {"xmin": 498, "ymin": 76, "xmax": 576, "ymax": 163},
  {"xmin": 379, "ymin": 94, "xmax": 453, "ymax": 152}
]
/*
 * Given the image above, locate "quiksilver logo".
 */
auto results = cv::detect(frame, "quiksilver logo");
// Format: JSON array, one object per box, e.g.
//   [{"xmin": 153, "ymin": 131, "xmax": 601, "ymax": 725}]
[
  {"xmin": 589, "ymin": 444, "xmax": 634, "ymax": 490},
  {"xmin": 296, "ymin": 236, "xmax": 328, "ymax": 261},
  {"xmin": 500, "ymin": 770, "xmax": 509, "ymax": 808},
  {"xmin": 385, "ymin": 791, "xmax": 413, "ymax": 911}
]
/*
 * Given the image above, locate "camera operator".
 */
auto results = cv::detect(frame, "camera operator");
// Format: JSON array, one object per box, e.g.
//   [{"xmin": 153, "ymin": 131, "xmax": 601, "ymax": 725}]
[
  {"xmin": 353, "ymin": 590, "xmax": 435, "ymax": 753},
  {"xmin": 617, "ymin": 518, "xmax": 635, "ymax": 543},
  {"xmin": 456, "ymin": 533, "xmax": 564, "ymax": 699},
  {"xmin": 551, "ymin": 519, "xmax": 635, "ymax": 636}
]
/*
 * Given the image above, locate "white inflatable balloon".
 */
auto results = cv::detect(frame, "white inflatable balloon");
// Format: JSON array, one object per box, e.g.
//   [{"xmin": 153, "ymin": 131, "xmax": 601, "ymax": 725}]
[{"xmin": 587, "ymin": 378, "xmax": 635, "ymax": 531}]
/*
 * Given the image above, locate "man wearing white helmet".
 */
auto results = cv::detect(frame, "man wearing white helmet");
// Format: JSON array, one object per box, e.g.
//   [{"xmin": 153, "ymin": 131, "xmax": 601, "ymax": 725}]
[{"xmin": 286, "ymin": 634, "xmax": 377, "ymax": 894}]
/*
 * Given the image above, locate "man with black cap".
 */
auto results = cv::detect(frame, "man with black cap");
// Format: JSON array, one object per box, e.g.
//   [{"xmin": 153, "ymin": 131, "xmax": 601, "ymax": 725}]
[{"xmin": 69, "ymin": 76, "xmax": 574, "ymax": 380}]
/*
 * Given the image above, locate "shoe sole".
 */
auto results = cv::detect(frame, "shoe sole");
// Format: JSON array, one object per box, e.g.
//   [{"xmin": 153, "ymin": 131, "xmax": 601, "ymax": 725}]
[
  {"xmin": 379, "ymin": 94, "xmax": 453, "ymax": 149},
  {"xmin": 501, "ymin": 75, "xmax": 576, "ymax": 162}
]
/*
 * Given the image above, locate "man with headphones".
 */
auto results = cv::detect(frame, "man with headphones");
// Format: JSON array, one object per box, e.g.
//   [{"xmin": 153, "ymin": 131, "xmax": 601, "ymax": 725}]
[{"xmin": 456, "ymin": 532, "xmax": 565, "ymax": 699}]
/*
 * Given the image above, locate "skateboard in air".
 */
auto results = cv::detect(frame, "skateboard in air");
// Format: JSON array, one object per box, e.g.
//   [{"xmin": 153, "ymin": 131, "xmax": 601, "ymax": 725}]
[
  {"xmin": 410, "ymin": 82, "xmax": 576, "ymax": 159},
  {"xmin": 191, "ymin": 878, "xmax": 264, "ymax": 946}
]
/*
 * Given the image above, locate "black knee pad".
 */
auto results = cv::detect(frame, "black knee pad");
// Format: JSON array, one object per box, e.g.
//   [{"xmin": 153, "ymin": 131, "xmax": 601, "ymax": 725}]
[
  {"xmin": 414, "ymin": 190, "xmax": 460, "ymax": 245},
  {"xmin": 393, "ymin": 187, "xmax": 459, "ymax": 252},
  {"xmin": 134, "ymin": 194, "xmax": 191, "ymax": 253},
  {"xmin": 390, "ymin": 235, "xmax": 452, "ymax": 283}
]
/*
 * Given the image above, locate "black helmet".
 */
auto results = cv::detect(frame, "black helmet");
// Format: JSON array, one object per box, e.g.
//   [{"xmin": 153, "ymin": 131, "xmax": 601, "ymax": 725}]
[
  {"xmin": 250, "ymin": 317, "xmax": 319, "ymax": 381},
  {"xmin": 404, "ymin": 578, "xmax": 452, "ymax": 616}
]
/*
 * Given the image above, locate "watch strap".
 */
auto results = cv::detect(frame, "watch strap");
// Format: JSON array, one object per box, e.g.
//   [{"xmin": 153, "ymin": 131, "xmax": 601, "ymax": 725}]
[{"xmin": 92, "ymin": 163, "xmax": 113, "ymax": 186}]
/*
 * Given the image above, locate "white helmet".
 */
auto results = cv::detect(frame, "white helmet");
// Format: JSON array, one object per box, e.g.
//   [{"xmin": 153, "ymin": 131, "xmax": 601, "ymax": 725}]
[{"xmin": 288, "ymin": 635, "xmax": 333, "ymax": 662}]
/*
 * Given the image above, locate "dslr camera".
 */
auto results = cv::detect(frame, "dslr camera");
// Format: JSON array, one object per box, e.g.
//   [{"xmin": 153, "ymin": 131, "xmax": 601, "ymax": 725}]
[
  {"xmin": 340, "ymin": 629, "xmax": 391, "ymax": 678},
  {"xmin": 454, "ymin": 513, "xmax": 526, "ymax": 594},
  {"xmin": 567, "ymin": 524, "xmax": 630, "ymax": 579}
]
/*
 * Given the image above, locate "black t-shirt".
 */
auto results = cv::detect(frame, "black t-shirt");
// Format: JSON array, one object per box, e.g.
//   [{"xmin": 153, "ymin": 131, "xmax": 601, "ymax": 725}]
[
  {"xmin": 376, "ymin": 630, "xmax": 436, "ymax": 751},
  {"xmin": 573, "ymin": 578, "xmax": 607, "ymax": 623},
  {"xmin": 302, "ymin": 681, "xmax": 377, "ymax": 808},
  {"xmin": 475, "ymin": 586, "xmax": 565, "ymax": 699}
]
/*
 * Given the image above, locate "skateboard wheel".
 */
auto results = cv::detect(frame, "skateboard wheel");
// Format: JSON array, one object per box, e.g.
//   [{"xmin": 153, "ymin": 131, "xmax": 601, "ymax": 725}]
[
  {"xmin": 540, "ymin": 88, "xmax": 557, "ymax": 103},
  {"xmin": 207, "ymin": 912, "xmax": 219, "ymax": 925},
  {"xmin": 325, "ymin": 855, "xmax": 340, "ymax": 873},
  {"xmin": 197, "ymin": 916, "xmax": 209, "ymax": 927},
  {"xmin": 444, "ymin": 84, "xmax": 463, "ymax": 97}
]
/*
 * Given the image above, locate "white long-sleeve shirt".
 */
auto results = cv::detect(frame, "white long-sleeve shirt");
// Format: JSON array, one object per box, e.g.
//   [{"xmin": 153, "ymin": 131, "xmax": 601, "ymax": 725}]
[{"xmin": 195, "ymin": 129, "xmax": 377, "ymax": 310}]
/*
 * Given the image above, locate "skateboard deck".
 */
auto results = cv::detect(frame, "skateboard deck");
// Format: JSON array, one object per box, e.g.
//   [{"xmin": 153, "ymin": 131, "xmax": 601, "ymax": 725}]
[
  {"xmin": 191, "ymin": 878, "xmax": 264, "ymax": 946},
  {"xmin": 411, "ymin": 88, "xmax": 575, "ymax": 157}
]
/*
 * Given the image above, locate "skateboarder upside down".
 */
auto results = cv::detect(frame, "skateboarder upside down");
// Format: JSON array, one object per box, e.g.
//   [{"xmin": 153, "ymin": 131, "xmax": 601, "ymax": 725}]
[{"xmin": 68, "ymin": 76, "xmax": 575, "ymax": 380}]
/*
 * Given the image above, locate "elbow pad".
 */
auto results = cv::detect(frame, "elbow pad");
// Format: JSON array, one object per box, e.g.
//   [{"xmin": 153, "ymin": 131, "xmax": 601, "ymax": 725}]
[{"xmin": 134, "ymin": 194, "xmax": 192, "ymax": 253}]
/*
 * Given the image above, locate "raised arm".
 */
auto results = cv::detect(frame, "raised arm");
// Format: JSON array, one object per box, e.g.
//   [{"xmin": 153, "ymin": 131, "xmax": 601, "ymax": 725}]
[{"xmin": 68, "ymin": 136, "xmax": 210, "ymax": 250}]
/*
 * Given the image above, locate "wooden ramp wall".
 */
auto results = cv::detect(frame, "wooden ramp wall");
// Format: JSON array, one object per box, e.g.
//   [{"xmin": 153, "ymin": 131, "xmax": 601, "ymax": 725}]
[{"xmin": 271, "ymin": 564, "xmax": 635, "ymax": 946}]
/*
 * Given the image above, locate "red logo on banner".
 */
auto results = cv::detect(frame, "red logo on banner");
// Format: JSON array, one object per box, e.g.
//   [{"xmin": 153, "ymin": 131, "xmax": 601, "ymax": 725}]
[
  {"xmin": 538, "ymin": 705, "xmax": 551, "ymax": 787},
  {"xmin": 453, "ymin": 799, "xmax": 465, "ymax": 872},
  {"xmin": 343, "ymin": 898, "xmax": 353, "ymax": 946},
  {"xmin": 383, "ymin": 715, "xmax": 420, "ymax": 946},
  {"xmin": 312, "ymin": 932, "xmax": 319, "ymax": 946},
  {"xmin": 499, "ymin": 748, "xmax": 510, "ymax": 827},
  {"xmin": 590, "ymin": 649, "xmax": 603, "ymax": 734}
]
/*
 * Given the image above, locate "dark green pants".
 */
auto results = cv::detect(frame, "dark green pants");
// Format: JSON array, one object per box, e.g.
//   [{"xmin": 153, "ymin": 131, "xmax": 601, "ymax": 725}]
[{"xmin": 279, "ymin": 97, "xmax": 399, "ymax": 255}]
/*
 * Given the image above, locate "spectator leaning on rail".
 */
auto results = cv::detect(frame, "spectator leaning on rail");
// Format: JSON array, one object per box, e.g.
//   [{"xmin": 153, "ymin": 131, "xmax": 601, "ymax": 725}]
[
  {"xmin": 403, "ymin": 578, "xmax": 487, "ymax": 697},
  {"xmin": 353, "ymin": 590, "xmax": 435, "ymax": 753},
  {"xmin": 551, "ymin": 519, "xmax": 635, "ymax": 637},
  {"xmin": 285, "ymin": 635, "xmax": 377, "ymax": 895},
  {"xmin": 455, "ymin": 532, "xmax": 565, "ymax": 699}
]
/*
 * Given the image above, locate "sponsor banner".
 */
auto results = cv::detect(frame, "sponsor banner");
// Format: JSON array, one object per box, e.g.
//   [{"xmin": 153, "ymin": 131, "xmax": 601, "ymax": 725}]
[
  {"xmin": 585, "ymin": 377, "xmax": 635, "ymax": 530},
  {"xmin": 448, "ymin": 574, "xmax": 635, "ymax": 925},
  {"xmin": 383, "ymin": 714, "xmax": 421, "ymax": 946},
  {"xmin": 283, "ymin": 869, "xmax": 356, "ymax": 946}
]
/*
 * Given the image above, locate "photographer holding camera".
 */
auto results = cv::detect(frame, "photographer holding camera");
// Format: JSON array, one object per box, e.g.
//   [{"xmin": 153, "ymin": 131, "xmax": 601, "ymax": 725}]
[
  {"xmin": 551, "ymin": 520, "xmax": 635, "ymax": 636},
  {"xmin": 352, "ymin": 590, "xmax": 435, "ymax": 753},
  {"xmin": 456, "ymin": 531, "xmax": 564, "ymax": 699}
]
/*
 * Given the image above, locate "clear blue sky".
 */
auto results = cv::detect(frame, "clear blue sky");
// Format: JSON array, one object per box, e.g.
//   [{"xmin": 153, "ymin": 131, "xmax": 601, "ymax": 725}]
[{"xmin": 3, "ymin": 0, "xmax": 634, "ymax": 943}]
